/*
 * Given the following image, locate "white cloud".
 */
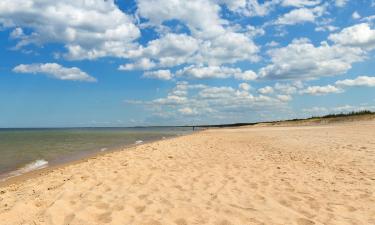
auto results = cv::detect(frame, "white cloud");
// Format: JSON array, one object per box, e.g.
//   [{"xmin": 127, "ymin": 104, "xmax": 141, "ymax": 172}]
[
  {"xmin": 129, "ymin": 33, "xmax": 200, "ymax": 68},
  {"xmin": 352, "ymin": 11, "xmax": 361, "ymax": 20},
  {"xmin": 259, "ymin": 38, "xmax": 365, "ymax": 80},
  {"xmin": 300, "ymin": 85, "xmax": 342, "ymax": 95},
  {"xmin": 239, "ymin": 83, "xmax": 251, "ymax": 91},
  {"xmin": 125, "ymin": 31, "xmax": 258, "ymax": 68},
  {"xmin": 119, "ymin": 58, "xmax": 156, "ymax": 71},
  {"xmin": 195, "ymin": 31, "xmax": 259, "ymax": 65},
  {"xmin": 178, "ymin": 107, "xmax": 198, "ymax": 116},
  {"xmin": 13, "ymin": 63, "xmax": 96, "ymax": 82},
  {"xmin": 136, "ymin": 0, "xmax": 224, "ymax": 38},
  {"xmin": 234, "ymin": 70, "xmax": 258, "ymax": 81},
  {"xmin": 9, "ymin": 27, "xmax": 24, "ymax": 39},
  {"xmin": 281, "ymin": 0, "xmax": 321, "ymax": 8},
  {"xmin": 244, "ymin": 25, "xmax": 265, "ymax": 38},
  {"xmin": 143, "ymin": 70, "xmax": 173, "ymax": 80},
  {"xmin": 177, "ymin": 66, "xmax": 238, "ymax": 79},
  {"xmin": 176, "ymin": 65, "xmax": 257, "ymax": 80},
  {"xmin": 152, "ymin": 94, "xmax": 188, "ymax": 106},
  {"xmin": 135, "ymin": 0, "xmax": 259, "ymax": 67},
  {"xmin": 329, "ymin": 23, "xmax": 375, "ymax": 51},
  {"xmin": 127, "ymin": 82, "xmax": 292, "ymax": 123},
  {"xmin": 215, "ymin": 0, "xmax": 247, "ymax": 11},
  {"xmin": 335, "ymin": 76, "xmax": 375, "ymax": 87},
  {"xmin": 315, "ymin": 25, "xmax": 339, "ymax": 32},
  {"xmin": 0, "ymin": 0, "xmax": 140, "ymax": 60},
  {"xmin": 266, "ymin": 41, "xmax": 280, "ymax": 47},
  {"xmin": 362, "ymin": 15, "xmax": 375, "ymax": 22},
  {"xmin": 275, "ymin": 6, "xmax": 326, "ymax": 25},
  {"xmin": 274, "ymin": 81, "xmax": 304, "ymax": 94},
  {"xmin": 335, "ymin": 0, "xmax": 348, "ymax": 7},
  {"xmin": 239, "ymin": 0, "xmax": 279, "ymax": 17},
  {"xmin": 277, "ymin": 94, "xmax": 292, "ymax": 102},
  {"xmin": 258, "ymin": 86, "xmax": 274, "ymax": 94}
]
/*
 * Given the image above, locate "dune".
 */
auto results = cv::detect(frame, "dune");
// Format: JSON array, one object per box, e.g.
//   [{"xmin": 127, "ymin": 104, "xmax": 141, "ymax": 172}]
[{"xmin": 0, "ymin": 120, "xmax": 374, "ymax": 225}]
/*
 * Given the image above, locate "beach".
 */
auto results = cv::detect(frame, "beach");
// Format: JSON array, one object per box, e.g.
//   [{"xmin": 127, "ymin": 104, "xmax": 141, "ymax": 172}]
[{"xmin": 0, "ymin": 121, "xmax": 374, "ymax": 225}]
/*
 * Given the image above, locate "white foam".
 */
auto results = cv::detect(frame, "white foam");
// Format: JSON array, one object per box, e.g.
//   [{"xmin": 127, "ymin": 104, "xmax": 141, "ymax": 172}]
[
  {"xmin": 8, "ymin": 159, "xmax": 49, "ymax": 178},
  {"xmin": 100, "ymin": 148, "xmax": 108, "ymax": 152},
  {"xmin": 135, "ymin": 140, "xmax": 143, "ymax": 144}
]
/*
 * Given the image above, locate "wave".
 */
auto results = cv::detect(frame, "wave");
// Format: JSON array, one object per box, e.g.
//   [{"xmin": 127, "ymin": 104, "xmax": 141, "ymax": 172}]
[
  {"xmin": 135, "ymin": 140, "xmax": 143, "ymax": 144},
  {"xmin": 6, "ymin": 159, "xmax": 49, "ymax": 179}
]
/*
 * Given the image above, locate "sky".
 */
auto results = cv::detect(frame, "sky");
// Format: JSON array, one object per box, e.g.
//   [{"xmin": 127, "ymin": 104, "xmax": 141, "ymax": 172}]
[{"xmin": 0, "ymin": 0, "xmax": 375, "ymax": 127}]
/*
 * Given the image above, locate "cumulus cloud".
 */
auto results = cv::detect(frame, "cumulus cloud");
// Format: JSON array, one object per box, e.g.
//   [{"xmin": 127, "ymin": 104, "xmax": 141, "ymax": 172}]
[
  {"xmin": 329, "ymin": 23, "xmax": 375, "ymax": 51},
  {"xmin": 176, "ymin": 65, "xmax": 257, "ymax": 80},
  {"xmin": 281, "ymin": 0, "xmax": 321, "ymax": 8},
  {"xmin": 362, "ymin": 15, "xmax": 375, "ymax": 22},
  {"xmin": 194, "ymin": 31, "xmax": 259, "ymax": 65},
  {"xmin": 335, "ymin": 76, "xmax": 375, "ymax": 87},
  {"xmin": 259, "ymin": 38, "xmax": 365, "ymax": 80},
  {"xmin": 178, "ymin": 107, "xmax": 198, "ymax": 116},
  {"xmin": 274, "ymin": 5, "xmax": 326, "ymax": 25},
  {"xmin": 13, "ymin": 63, "xmax": 96, "ymax": 82},
  {"xmin": 126, "ymin": 82, "xmax": 291, "ymax": 123},
  {"xmin": 133, "ymin": 0, "xmax": 259, "ymax": 68},
  {"xmin": 143, "ymin": 70, "xmax": 173, "ymax": 80},
  {"xmin": 335, "ymin": 0, "xmax": 348, "ymax": 7},
  {"xmin": 119, "ymin": 58, "xmax": 156, "ymax": 71},
  {"xmin": 238, "ymin": 0, "xmax": 279, "ymax": 17},
  {"xmin": 258, "ymin": 86, "xmax": 274, "ymax": 94},
  {"xmin": 352, "ymin": 11, "xmax": 361, "ymax": 20},
  {"xmin": 300, "ymin": 85, "xmax": 342, "ymax": 95},
  {"xmin": 123, "ymin": 31, "xmax": 258, "ymax": 69},
  {"xmin": 277, "ymin": 94, "xmax": 292, "ymax": 102},
  {"xmin": 274, "ymin": 81, "xmax": 304, "ymax": 94},
  {"xmin": 239, "ymin": 83, "xmax": 251, "ymax": 91},
  {"xmin": 0, "ymin": 0, "xmax": 140, "ymax": 60},
  {"xmin": 128, "ymin": 33, "xmax": 200, "ymax": 68},
  {"xmin": 136, "ymin": 0, "xmax": 224, "ymax": 38},
  {"xmin": 315, "ymin": 24, "xmax": 339, "ymax": 32}
]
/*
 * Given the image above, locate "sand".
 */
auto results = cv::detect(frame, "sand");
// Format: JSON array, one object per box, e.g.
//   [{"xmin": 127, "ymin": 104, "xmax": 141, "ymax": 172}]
[{"xmin": 0, "ymin": 121, "xmax": 374, "ymax": 225}]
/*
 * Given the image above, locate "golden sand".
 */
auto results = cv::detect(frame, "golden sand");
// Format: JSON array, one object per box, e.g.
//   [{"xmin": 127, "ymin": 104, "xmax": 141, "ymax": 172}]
[{"xmin": 0, "ymin": 121, "xmax": 374, "ymax": 225}]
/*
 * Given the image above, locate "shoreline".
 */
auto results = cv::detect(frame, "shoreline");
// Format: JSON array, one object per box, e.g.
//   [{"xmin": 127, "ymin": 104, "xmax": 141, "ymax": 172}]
[
  {"xmin": 0, "ymin": 119, "xmax": 369, "ymax": 187},
  {"xmin": 0, "ymin": 132, "xmax": 194, "ymax": 188}
]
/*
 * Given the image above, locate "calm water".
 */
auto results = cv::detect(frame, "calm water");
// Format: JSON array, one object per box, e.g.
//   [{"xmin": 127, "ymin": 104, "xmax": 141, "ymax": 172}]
[{"xmin": 0, "ymin": 127, "xmax": 192, "ymax": 180}]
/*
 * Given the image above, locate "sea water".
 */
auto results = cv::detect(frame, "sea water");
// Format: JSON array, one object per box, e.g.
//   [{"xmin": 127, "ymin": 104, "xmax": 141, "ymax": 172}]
[{"xmin": 0, "ymin": 127, "xmax": 192, "ymax": 180}]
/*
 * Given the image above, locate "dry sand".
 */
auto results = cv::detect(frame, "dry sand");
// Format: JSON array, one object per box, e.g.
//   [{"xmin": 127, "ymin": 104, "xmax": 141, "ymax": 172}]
[{"xmin": 0, "ymin": 121, "xmax": 374, "ymax": 225}]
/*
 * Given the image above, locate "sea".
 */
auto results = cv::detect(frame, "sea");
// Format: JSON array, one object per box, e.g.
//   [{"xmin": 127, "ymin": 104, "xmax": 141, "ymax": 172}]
[{"xmin": 0, "ymin": 127, "xmax": 193, "ymax": 181}]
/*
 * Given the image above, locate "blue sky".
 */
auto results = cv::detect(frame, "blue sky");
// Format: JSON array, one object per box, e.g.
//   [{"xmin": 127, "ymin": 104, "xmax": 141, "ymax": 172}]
[{"xmin": 0, "ymin": 0, "xmax": 375, "ymax": 127}]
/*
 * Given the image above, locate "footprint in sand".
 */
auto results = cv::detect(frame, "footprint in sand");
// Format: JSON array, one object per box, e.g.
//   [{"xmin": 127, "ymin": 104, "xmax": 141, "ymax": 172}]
[
  {"xmin": 63, "ymin": 213, "xmax": 75, "ymax": 225},
  {"xmin": 143, "ymin": 219, "xmax": 162, "ymax": 225},
  {"xmin": 134, "ymin": 205, "xmax": 146, "ymax": 213},
  {"xmin": 97, "ymin": 211, "xmax": 112, "ymax": 224},
  {"xmin": 95, "ymin": 202, "xmax": 110, "ymax": 210},
  {"xmin": 296, "ymin": 218, "xmax": 315, "ymax": 225},
  {"xmin": 217, "ymin": 219, "xmax": 233, "ymax": 225},
  {"xmin": 175, "ymin": 218, "xmax": 188, "ymax": 225},
  {"xmin": 249, "ymin": 182, "xmax": 258, "ymax": 189}
]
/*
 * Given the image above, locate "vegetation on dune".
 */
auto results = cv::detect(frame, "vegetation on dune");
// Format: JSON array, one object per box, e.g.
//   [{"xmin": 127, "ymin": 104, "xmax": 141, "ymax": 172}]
[
  {"xmin": 279, "ymin": 110, "xmax": 374, "ymax": 123},
  {"xmin": 197, "ymin": 110, "xmax": 375, "ymax": 128},
  {"xmin": 311, "ymin": 110, "xmax": 374, "ymax": 119}
]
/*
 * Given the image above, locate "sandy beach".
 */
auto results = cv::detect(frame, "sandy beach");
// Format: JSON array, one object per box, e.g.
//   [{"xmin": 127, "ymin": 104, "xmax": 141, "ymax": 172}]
[{"xmin": 0, "ymin": 121, "xmax": 374, "ymax": 225}]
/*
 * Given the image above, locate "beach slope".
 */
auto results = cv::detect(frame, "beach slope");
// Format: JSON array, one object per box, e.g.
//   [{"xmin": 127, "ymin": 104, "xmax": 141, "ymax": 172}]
[{"xmin": 0, "ymin": 121, "xmax": 374, "ymax": 225}]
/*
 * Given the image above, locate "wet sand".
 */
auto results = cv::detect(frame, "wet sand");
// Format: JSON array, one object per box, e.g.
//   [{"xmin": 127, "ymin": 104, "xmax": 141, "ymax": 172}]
[{"xmin": 0, "ymin": 121, "xmax": 374, "ymax": 225}]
